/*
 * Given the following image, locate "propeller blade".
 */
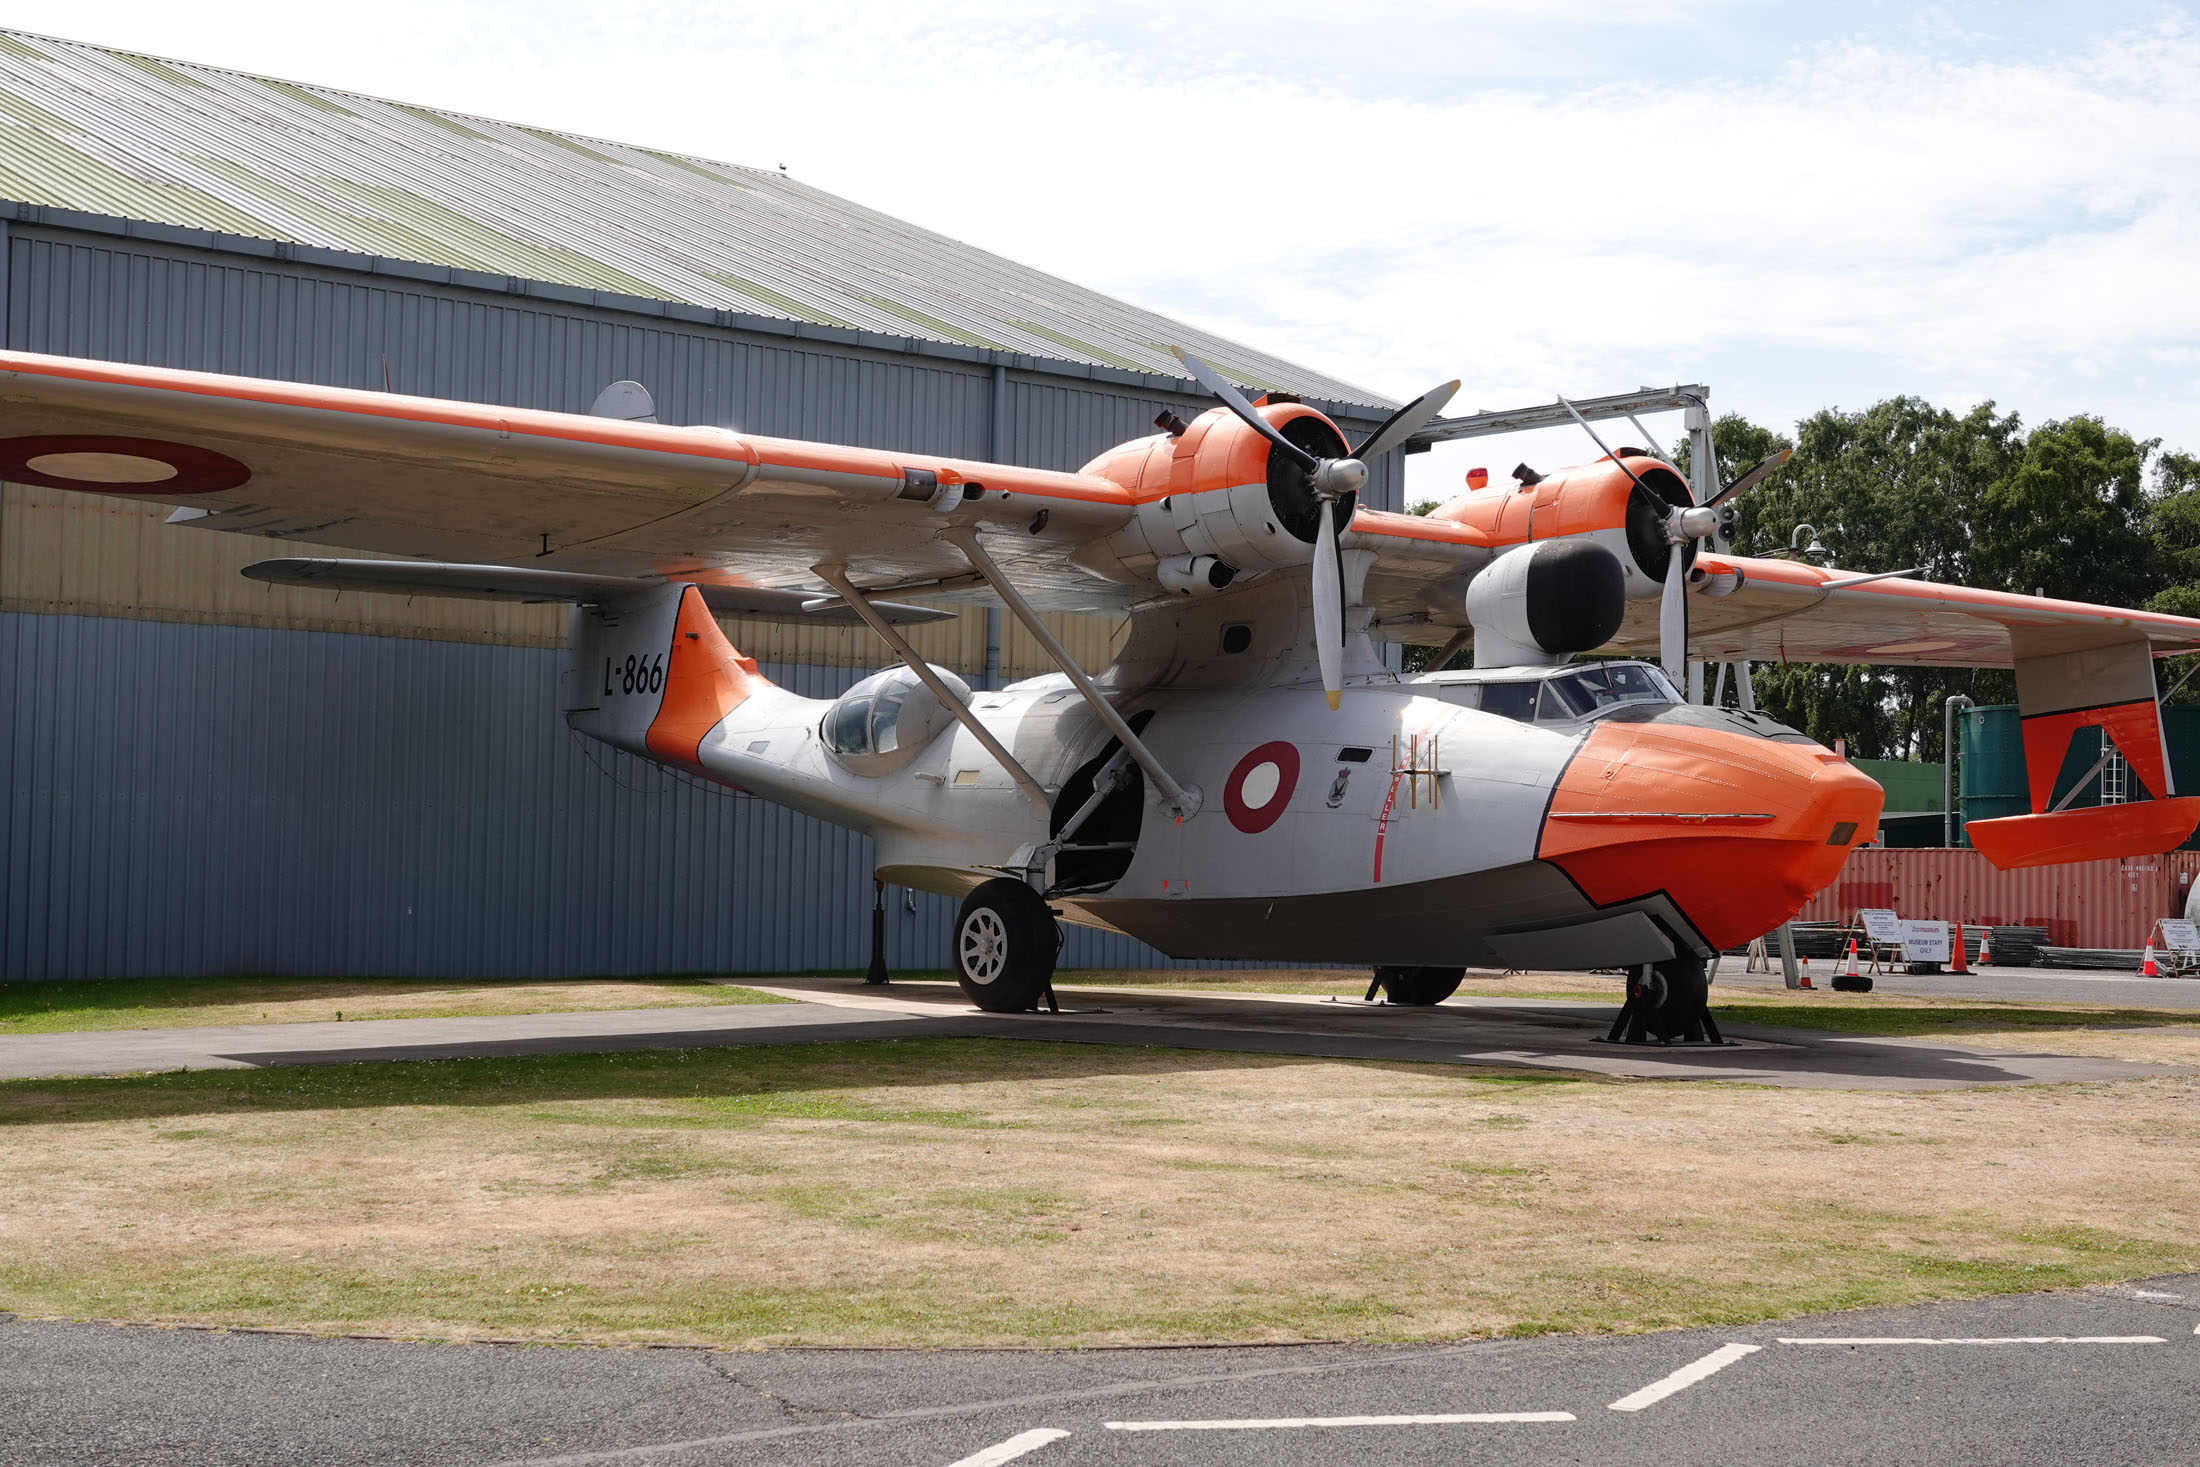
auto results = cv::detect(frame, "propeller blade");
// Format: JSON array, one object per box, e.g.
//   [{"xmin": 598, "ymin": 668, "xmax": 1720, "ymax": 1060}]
[
  {"xmin": 1170, "ymin": 346, "xmax": 1319, "ymax": 472},
  {"xmin": 1313, "ymin": 505, "xmax": 1344, "ymax": 710},
  {"xmin": 1352, "ymin": 379, "xmax": 1461, "ymax": 462},
  {"xmin": 1659, "ymin": 539, "xmax": 1688, "ymax": 683},
  {"xmin": 1706, "ymin": 447, "xmax": 1792, "ymax": 508}
]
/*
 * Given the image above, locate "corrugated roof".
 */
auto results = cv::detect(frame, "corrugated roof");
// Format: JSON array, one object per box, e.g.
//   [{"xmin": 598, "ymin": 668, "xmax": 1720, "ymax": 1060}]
[{"xmin": 0, "ymin": 29, "xmax": 1390, "ymax": 410}]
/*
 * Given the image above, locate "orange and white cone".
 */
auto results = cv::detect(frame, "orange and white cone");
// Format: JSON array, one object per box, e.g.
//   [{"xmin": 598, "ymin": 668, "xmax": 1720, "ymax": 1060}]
[
  {"xmin": 1978, "ymin": 929, "xmax": 1993, "ymax": 966},
  {"xmin": 1843, "ymin": 938, "xmax": 1860, "ymax": 980},
  {"xmin": 1799, "ymin": 955, "xmax": 1814, "ymax": 989},
  {"xmin": 2142, "ymin": 942, "xmax": 2159, "ymax": 977}
]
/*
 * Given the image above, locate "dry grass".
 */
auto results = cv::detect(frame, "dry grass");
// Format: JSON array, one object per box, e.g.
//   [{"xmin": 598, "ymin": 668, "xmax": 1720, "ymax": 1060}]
[
  {"xmin": 0, "ymin": 977, "xmax": 790, "ymax": 1035},
  {"xmin": 4, "ymin": 1031, "xmax": 2199, "ymax": 1349}
]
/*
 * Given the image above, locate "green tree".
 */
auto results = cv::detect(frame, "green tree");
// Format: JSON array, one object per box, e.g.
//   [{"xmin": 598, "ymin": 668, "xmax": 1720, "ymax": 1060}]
[
  {"xmin": 2145, "ymin": 449, "xmax": 2200, "ymax": 702},
  {"xmin": 1725, "ymin": 404, "xmax": 2169, "ymax": 757}
]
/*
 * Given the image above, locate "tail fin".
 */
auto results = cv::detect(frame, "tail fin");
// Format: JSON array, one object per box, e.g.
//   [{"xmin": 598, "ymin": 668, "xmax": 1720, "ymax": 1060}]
[
  {"xmin": 1965, "ymin": 634, "xmax": 2200, "ymax": 869},
  {"xmin": 561, "ymin": 583, "xmax": 769, "ymax": 775}
]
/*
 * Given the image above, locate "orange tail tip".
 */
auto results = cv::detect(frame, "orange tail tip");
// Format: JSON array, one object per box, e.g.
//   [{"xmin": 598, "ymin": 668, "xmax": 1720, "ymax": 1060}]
[{"xmin": 645, "ymin": 586, "xmax": 769, "ymax": 773}]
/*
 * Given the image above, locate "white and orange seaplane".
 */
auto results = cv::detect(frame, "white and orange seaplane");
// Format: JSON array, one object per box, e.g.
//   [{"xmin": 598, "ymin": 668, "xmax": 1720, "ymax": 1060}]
[{"xmin": 6, "ymin": 345, "xmax": 2197, "ymax": 1039}]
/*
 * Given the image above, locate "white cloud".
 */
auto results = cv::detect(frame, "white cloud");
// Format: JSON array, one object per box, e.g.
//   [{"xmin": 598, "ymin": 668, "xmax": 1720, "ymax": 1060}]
[{"xmin": 3, "ymin": 0, "xmax": 2196, "ymax": 500}]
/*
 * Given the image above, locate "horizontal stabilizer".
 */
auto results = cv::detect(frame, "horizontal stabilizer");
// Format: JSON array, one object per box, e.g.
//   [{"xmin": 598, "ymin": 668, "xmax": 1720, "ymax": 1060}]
[{"xmin": 241, "ymin": 559, "xmax": 950, "ymax": 625}]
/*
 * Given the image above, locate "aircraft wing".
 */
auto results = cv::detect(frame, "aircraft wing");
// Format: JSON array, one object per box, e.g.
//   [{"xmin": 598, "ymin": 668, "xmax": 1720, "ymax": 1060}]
[
  {"xmin": 0, "ymin": 349, "xmax": 1144, "ymax": 613},
  {"xmin": 1613, "ymin": 553, "xmax": 2200, "ymax": 667}
]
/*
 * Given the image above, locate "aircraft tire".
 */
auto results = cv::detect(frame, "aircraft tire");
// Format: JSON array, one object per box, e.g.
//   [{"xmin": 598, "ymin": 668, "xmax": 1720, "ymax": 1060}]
[
  {"xmin": 953, "ymin": 878, "xmax": 1058, "ymax": 1013},
  {"xmin": 1374, "ymin": 966, "xmax": 1465, "ymax": 1005},
  {"xmin": 1636, "ymin": 954, "xmax": 1710, "ymax": 1040}
]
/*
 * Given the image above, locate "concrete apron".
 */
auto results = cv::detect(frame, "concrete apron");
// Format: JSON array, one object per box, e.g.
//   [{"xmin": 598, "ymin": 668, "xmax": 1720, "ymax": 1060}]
[{"xmin": 0, "ymin": 980, "xmax": 2179, "ymax": 1091}]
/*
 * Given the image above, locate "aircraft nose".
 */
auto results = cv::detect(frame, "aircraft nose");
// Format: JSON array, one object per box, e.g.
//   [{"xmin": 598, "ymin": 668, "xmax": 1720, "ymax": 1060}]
[{"xmin": 1536, "ymin": 720, "xmax": 1884, "ymax": 953}]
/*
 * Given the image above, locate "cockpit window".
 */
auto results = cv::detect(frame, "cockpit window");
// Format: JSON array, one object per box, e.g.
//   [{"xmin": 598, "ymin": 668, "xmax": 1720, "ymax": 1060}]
[
  {"xmin": 1462, "ymin": 662, "xmax": 1680, "ymax": 726},
  {"xmin": 1480, "ymin": 681, "xmax": 1538, "ymax": 723},
  {"xmin": 1550, "ymin": 662, "xmax": 1679, "ymax": 714},
  {"xmin": 1536, "ymin": 679, "xmax": 1587, "ymax": 721}
]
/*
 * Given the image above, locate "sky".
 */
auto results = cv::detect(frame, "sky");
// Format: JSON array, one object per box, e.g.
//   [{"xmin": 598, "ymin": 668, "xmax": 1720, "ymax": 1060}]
[{"xmin": 6, "ymin": 1, "xmax": 2196, "ymax": 501}]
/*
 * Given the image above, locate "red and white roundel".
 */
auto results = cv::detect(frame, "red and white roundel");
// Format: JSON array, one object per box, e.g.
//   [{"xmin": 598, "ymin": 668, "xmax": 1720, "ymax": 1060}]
[
  {"xmin": 1224, "ymin": 741, "xmax": 1299, "ymax": 835},
  {"xmin": 0, "ymin": 435, "xmax": 250, "ymax": 495}
]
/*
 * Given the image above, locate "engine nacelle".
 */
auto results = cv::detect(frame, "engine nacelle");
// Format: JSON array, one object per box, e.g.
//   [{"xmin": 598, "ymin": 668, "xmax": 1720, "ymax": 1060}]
[
  {"xmin": 1074, "ymin": 404, "xmax": 1356, "ymax": 586},
  {"xmin": 1466, "ymin": 539, "xmax": 1627, "ymax": 668},
  {"xmin": 1428, "ymin": 451, "xmax": 1697, "ymax": 602}
]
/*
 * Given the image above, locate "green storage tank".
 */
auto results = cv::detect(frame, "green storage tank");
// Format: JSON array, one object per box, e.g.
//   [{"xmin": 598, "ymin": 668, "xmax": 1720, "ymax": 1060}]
[{"xmin": 1958, "ymin": 705, "xmax": 2029, "ymax": 841}]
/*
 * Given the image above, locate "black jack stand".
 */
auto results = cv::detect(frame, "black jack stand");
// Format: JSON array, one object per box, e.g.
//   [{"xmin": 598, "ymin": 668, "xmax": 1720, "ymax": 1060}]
[
  {"xmin": 864, "ymin": 878, "xmax": 890, "ymax": 985},
  {"xmin": 1600, "ymin": 968, "xmax": 1727, "ymax": 1046}
]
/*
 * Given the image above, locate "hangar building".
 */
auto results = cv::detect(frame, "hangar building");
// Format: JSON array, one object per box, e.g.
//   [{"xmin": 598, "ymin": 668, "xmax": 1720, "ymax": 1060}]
[{"xmin": 0, "ymin": 30, "xmax": 1403, "ymax": 980}]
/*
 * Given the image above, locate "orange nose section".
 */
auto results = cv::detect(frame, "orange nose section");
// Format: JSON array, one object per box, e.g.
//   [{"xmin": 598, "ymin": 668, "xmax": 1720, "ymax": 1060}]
[{"xmin": 1536, "ymin": 722, "xmax": 1884, "ymax": 953}]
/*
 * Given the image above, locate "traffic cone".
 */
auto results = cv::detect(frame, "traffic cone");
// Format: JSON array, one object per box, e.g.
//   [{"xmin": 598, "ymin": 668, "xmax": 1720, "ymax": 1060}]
[
  {"xmin": 2141, "ymin": 943, "xmax": 2159, "ymax": 977},
  {"xmin": 1949, "ymin": 920, "xmax": 1969, "ymax": 974},
  {"xmin": 1978, "ymin": 929, "xmax": 1993, "ymax": 966},
  {"xmin": 1799, "ymin": 955, "xmax": 1814, "ymax": 989},
  {"xmin": 1843, "ymin": 938, "xmax": 1860, "ymax": 980}
]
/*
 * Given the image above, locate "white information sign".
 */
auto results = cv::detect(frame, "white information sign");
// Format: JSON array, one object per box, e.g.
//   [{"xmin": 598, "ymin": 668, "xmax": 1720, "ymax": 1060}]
[
  {"xmin": 1899, "ymin": 919, "xmax": 1951, "ymax": 964},
  {"xmin": 1859, "ymin": 909, "xmax": 1903, "ymax": 945},
  {"xmin": 2157, "ymin": 919, "xmax": 2200, "ymax": 952}
]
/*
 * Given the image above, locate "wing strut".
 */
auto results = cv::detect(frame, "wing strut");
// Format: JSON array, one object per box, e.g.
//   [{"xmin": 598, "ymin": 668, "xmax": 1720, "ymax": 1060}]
[
  {"xmin": 810, "ymin": 562, "xmax": 1052, "ymax": 818},
  {"xmin": 941, "ymin": 526, "xmax": 1204, "ymax": 822}
]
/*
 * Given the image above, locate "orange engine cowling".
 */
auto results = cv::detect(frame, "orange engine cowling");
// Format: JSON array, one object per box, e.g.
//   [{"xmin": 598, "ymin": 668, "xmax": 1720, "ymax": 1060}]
[
  {"xmin": 1432, "ymin": 451, "xmax": 1697, "ymax": 600},
  {"xmin": 1081, "ymin": 403, "xmax": 1355, "ymax": 584}
]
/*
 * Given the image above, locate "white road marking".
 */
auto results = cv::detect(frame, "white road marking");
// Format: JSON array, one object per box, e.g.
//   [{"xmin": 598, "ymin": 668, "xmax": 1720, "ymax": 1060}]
[
  {"xmin": 1778, "ymin": 1336, "xmax": 2165, "ymax": 1345},
  {"xmin": 2130, "ymin": 1290, "xmax": 2183, "ymax": 1300},
  {"xmin": 944, "ymin": 1427, "xmax": 1070, "ymax": 1466},
  {"xmin": 1105, "ymin": 1412, "xmax": 1573, "ymax": 1432},
  {"xmin": 1607, "ymin": 1342, "xmax": 1762, "ymax": 1412}
]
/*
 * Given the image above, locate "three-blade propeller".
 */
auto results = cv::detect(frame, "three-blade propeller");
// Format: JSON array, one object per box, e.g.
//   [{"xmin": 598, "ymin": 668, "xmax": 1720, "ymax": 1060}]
[
  {"xmin": 1560, "ymin": 402, "xmax": 1794, "ymax": 682},
  {"xmin": 1172, "ymin": 348, "xmax": 1457, "ymax": 708},
  {"xmin": 1656, "ymin": 447, "xmax": 1792, "ymax": 678}
]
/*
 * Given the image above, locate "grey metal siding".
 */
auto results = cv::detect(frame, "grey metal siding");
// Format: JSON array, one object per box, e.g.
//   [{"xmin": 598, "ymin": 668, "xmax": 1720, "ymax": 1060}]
[
  {"xmin": 9, "ymin": 226, "xmax": 993, "ymax": 454},
  {"xmin": 0, "ymin": 610, "xmax": 1226, "ymax": 979},
  {"xmin": 0, "ymin": 222, "xmax": 1370, "ymax": 979}
]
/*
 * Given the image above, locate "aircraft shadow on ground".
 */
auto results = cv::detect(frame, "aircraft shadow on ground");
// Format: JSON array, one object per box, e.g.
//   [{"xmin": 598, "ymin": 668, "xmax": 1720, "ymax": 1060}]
[{"xmin": 0, "ymin": 1027, "xmax": 1468, "ymax": 1126}]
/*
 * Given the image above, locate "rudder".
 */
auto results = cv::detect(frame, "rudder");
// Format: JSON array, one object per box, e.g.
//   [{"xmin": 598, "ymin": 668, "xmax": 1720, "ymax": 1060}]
[{"xmin": 561, "ymin": 583, "xmax": 768, "ymax": 774}]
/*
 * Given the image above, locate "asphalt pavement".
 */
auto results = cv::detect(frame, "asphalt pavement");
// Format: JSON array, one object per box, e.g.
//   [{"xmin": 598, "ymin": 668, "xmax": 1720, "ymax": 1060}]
[
  {"xmin": 5, "ymin": 1279, "xmax": 2195, "ymax": 1465},
  {"xmin": 1717, "ymin": 960, "xmax": 2200, "ymax": 1008}
]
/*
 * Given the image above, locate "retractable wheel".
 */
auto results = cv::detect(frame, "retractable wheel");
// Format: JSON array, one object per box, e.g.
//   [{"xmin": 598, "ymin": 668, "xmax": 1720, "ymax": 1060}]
[
  {"xmin": 1373, "ymin": 965, "xmax": 1466, "ymax": 1005},
  {"xmin": 953, "ymin": 877, "xmax": 1059, "ymax": 1013}
]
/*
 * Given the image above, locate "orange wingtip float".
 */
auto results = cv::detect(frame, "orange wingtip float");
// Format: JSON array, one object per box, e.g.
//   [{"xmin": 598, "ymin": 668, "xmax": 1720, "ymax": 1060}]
[{"xmin": 1965, "ymin": 799, "xmax": 2200, "ymax": 871}]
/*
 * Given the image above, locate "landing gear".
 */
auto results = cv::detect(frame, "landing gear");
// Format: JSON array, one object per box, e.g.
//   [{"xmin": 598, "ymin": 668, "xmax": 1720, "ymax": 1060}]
[
  {"xmin": 1369, "ymin": 966, "xmax": 1466, "ymax": 1005},
  {"xmin": 953, "ymin": 878, "xmax": 1059, "ymax": 1013},
  {"xmin": 1605, "ymin": 954, "xmax": 1722, "ymax": 1045}
]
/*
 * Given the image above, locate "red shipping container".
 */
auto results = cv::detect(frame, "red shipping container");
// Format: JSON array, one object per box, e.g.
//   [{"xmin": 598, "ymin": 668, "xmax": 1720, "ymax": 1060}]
[{"xmin": 1794, "ymin": 849, "xmax": 2200, "ymax": 949}]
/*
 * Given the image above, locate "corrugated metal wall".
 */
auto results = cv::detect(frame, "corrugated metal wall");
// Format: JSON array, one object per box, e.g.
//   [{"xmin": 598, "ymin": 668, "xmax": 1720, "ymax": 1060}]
[
  {"xmin": 1796, "ymin": 848, "xmax": 2200, "ymax": 950},
  {"xmin": 0, "ymin": 610, "xmax": 1241, "ymax": 978},
  {"xmin": 0, "ymin": 217, "xmax": 1392, "ymax": 980}
]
